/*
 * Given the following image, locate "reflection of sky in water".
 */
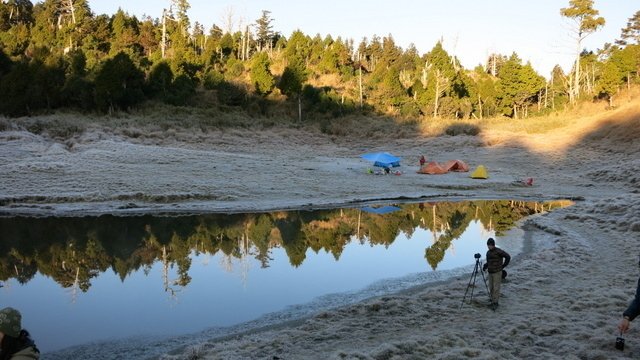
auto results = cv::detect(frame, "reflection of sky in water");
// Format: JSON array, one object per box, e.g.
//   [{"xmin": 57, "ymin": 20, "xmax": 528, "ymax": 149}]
[{"xmin": 0, "ymin": 220, "xmax": 508, "ymax": 353}]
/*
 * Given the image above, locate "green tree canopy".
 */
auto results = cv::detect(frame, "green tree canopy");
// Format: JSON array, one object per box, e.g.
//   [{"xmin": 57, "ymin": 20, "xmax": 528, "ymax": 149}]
[
  {"xmin": 94, "ymin": 52, "xmax": 145, "ymax": 112},
  {"xmin": 497, "ymin": 53, "xmax": 545, "ymax": 118},
  {"xmin": 250, "ymin": 51, "xmax": 274, "ymax": 95}
]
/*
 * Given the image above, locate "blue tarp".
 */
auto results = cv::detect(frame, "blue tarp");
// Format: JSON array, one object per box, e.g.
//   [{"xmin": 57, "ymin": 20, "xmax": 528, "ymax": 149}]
[
  {"xmin": 360, "ymin": 152, "xmax": 401, "ymax": 168},
  {"xmin": 361, "ymin": 206, "xmax": 401, "ymax": 214}
]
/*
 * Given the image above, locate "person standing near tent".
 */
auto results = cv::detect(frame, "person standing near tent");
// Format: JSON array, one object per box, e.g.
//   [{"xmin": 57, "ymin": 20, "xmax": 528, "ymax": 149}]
[
  {"xmin": 419, "ymin": 155, "xmax": 426, "ymax": 167},
  {"xmin": 483, "ymin": 238, "xmax": 510, "ymax": 310}
]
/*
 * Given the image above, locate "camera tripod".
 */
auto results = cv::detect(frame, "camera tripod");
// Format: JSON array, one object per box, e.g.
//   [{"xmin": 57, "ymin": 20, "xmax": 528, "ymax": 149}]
[{"xmin": 460, "ymin": 255, "xmax": 490, "ymax": 309}]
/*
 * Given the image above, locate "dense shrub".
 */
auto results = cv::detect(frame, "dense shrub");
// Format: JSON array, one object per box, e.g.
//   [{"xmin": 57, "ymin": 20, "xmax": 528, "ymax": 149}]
[{"xmin": 94, "ymin": 52, "xmax": 146, "ymax": 112}]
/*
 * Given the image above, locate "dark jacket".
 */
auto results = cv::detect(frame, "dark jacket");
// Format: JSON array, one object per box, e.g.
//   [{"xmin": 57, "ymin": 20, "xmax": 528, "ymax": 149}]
[
  {"xmin": 624, "ymin": 277, "xmax": 640, "ymax": 321},
  {"xmin": 485, "ymin": 247, "xmax": 510, "ymax": 274}
]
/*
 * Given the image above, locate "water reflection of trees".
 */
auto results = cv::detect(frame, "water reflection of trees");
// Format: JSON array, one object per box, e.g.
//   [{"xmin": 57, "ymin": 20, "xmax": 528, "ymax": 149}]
[{"xmin": 0, "ymin": 200, "xmax": 571, "ymax": 293}]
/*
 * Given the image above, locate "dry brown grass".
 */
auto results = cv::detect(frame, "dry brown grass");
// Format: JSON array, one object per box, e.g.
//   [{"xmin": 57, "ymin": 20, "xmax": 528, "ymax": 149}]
[
  {"xmin": 3, "ymin": 88, "xmax": 639, "ymax": 152},
  {"xmin": 479, "ymin": 96, "xmax": 640, "ymax": 155}
]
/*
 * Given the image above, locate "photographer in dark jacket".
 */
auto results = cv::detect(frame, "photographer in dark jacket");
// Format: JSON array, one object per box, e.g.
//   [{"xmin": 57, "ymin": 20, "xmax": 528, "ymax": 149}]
[
  {"xmin": 483, "ymin": 238, "xmax": 510, "ymax": 309},
  {"xmin": 619, "ymin": 277, "xmax": 640, "ymax": 333},
  {"xmin": 0, "ymin": 307, "xmax": 39, "ymax": 360}
]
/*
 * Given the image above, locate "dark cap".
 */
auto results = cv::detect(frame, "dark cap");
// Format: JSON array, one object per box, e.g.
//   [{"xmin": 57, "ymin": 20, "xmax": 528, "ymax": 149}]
[{"xmin": 487, "ymin": 238, "xmax": 495, "ymax": 246}]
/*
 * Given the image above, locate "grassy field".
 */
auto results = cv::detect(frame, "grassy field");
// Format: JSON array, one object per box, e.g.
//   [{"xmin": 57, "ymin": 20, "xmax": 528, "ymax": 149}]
[{"xmin": 1, "ymin": 87, "xmax": 638, "ymax": 143}]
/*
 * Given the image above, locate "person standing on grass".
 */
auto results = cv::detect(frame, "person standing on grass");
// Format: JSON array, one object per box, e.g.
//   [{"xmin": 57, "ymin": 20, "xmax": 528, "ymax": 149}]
[{"xmin": 483, "ymin": 238, "xmax": 510, "ymax": 310}]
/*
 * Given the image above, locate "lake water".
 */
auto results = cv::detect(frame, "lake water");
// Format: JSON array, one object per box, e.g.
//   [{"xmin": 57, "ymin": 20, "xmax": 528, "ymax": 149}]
[{"xmin": 0, "ymin": 200, "xmax": 569, "ymax": 354}]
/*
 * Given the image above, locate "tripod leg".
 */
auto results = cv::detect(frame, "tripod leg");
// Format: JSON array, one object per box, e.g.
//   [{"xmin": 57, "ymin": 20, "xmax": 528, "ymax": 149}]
[
  {"xmin": 469, "ymin": 267, "xmax": 477, "ymax": 301},
  {"xmin": 460, "ymin": 260, "xmax": 480, "ymax": 309},
  {"xmin": 460, "ymin": 265, "xmax": 478, "ymax": 308}
]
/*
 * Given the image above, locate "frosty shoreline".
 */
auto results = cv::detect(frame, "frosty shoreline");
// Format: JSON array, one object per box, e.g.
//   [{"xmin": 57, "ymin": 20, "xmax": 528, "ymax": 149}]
[{"xmin": 2, "ymin": 101, "xmax": 640, "ymax": 359}]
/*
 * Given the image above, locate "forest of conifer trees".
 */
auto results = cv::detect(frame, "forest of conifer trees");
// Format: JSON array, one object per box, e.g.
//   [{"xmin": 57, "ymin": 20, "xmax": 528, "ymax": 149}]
[{"xmin": 0, "ymin": 0, "xmax": 638, "ymax": 121}]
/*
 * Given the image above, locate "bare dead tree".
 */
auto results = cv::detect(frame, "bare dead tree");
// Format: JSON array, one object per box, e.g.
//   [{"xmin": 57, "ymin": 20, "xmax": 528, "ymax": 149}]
[{"xmin": 220, "ymin": 5, "xmax": 235, "ymax": 34}]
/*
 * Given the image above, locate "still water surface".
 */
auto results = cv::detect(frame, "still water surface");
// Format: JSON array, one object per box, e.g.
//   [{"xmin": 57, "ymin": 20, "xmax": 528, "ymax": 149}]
[{"xmin": 0, "ymin": 200, "xmax": 568, "ymax": 353}]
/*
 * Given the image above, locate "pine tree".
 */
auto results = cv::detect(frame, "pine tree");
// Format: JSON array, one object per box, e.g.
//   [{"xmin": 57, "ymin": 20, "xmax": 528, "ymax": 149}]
[
  {"xmin": 497, "ymin": 53, "xmax": 545, "ymax": 118},
  {"xmin": 596, "ymin": 60, "xmax": 621, "ymax": 107},
  {"xmin": 617, "ymin": 10, "xmax": 640, "ymax": 46},
  {"xmin": 109, "ymin": 9, "xmax": 142, "ymax": 59},
  {"xmin": 250, "ymin": 51, "xmax": 274, "ymax": 95},
  {"xmin": 255, "ymin": 10, "xmax": 274, "ymax": 52}
]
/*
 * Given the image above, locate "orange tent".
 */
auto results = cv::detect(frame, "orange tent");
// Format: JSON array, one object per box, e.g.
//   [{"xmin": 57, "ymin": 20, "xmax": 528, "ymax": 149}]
[
  {"xmin": 417, "ymin": 161, "xmax": 448, "ymax": 175},
  {"xmin": 442, "ymin": 159, "xmax": 469, "ymax": 172}
]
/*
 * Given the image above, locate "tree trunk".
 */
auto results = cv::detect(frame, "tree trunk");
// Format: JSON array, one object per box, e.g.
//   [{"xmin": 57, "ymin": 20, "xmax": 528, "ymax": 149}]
[
  {"xmin": 433, "ymin": 81, "xmax": 439, "ymax": 118},
  {"xmin": 359, "ymin": 66, "xmax": 363, "ymax": 109},
  {"xmin": 478, "ymin": 94, "xmax": 483, "ymax": 120},
  {"xmin": 68, "ymin": 0, "xmax": 76, "ymax": 24},
  {"xmin": 298, "ymin": 95, "xmax": 302, "ymax": 122},
  {"xmin": 573, "ymin": 39, "xmax": 581, "ymax": 104},
  {"xmin": 161, "ymin": 9, "xmax": 167, "ymax": 58},
  {"xmin": 544, "ymin": 82, "xmax": 548, "ymax": 109}
]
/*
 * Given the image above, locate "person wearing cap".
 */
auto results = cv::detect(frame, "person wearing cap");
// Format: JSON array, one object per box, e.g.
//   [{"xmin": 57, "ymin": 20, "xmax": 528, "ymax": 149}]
[
  {"xmin": 0, "ymin": 307, "xmax": 39, "ymax": 360},
  {"xmin": 483, "ymin": 238, "xmax": 510, "ymax": 310}
]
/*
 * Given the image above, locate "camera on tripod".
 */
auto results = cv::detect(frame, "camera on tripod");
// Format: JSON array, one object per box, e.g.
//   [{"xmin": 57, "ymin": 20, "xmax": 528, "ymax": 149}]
[{"xmin": 461, "ymin": 253, "xmax": 490, "ymax": 309}]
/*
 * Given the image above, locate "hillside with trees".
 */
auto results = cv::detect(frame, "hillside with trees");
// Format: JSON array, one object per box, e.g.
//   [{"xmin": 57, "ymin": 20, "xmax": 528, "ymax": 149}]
[{"xmin": 0, "ymin": 0, "xmax": 638, "ymax": 125}]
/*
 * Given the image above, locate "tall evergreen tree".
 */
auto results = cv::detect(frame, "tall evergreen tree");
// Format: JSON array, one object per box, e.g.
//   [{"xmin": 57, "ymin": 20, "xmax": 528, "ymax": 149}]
[
  {"xmin": 109, "ymin": 9, "xmax": 142, "ymax": 60},
  {"xmin": 497, "ymin": 53, "xmax": 545, "ymax": 118},
  {"xmin": 250, "ymin": 51, "xmax": 274, "ymax": 95},
  {"xmin": 255, "ymin": 10, "xmax": 274, "ymax": 52},
  {"xmin": 617, "ymin": 10, "xmax": 640, "ymax": 46}
]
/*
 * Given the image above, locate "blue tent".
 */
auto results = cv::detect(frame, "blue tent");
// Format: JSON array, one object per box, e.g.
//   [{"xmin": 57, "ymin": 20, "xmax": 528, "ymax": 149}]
[{"xmin": 361, "ymin": 152, "xmax": 401, "ymax": 168}]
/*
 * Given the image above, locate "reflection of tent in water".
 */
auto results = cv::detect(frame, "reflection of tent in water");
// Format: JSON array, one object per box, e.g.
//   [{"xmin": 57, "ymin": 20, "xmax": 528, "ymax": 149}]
[
  {"xmin": 361, "ymin": 205, "xmax": 401, "ymax": 214},
  {"xmin": 361, "ymin": 152, "xmax": 401, "ymax": 168}
]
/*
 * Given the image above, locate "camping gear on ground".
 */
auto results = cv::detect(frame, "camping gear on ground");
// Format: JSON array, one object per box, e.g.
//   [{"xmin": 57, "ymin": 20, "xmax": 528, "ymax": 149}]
[
  {"xmin": 511, "ymin": 177, "xmax": 534, "ymax": 186},
  {"xmin": 417, "ymin": 161, "xmax": 448, "ymax": 174},
  {"xmin": 361, "ymin": 152, "xmax": 401, "ymax": 168},
  {"xmin": 442, "ymin": 159, "xmax": 469, "ymax": 172},
  {"xmin": 470, "ymin": 165, "xmax": 488, "ymax": 179}
]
